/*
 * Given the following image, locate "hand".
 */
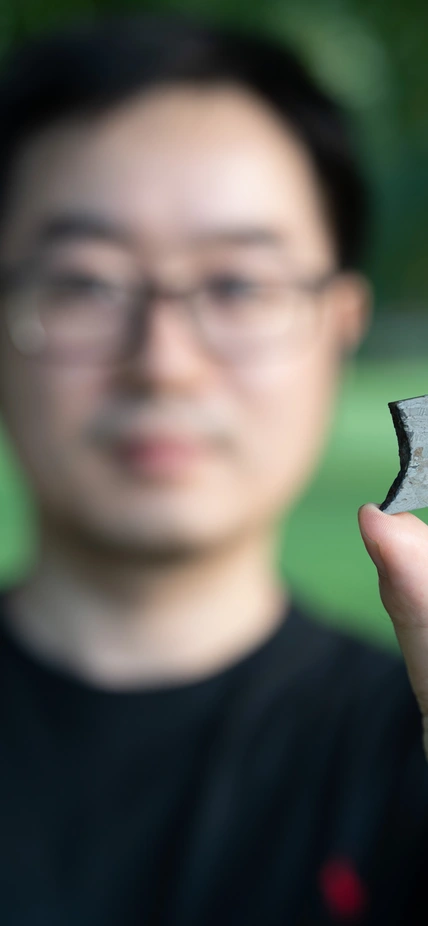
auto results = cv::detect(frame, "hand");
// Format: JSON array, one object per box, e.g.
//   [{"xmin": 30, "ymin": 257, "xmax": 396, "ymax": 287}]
[{"xmin": 358, "ymin": 503, "xmax": 428, "ymax": 762}]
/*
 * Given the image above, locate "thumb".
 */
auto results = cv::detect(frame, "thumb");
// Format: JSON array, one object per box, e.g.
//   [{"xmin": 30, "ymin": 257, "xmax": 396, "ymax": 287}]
[{"xmin": 358, "ymin": 503, "xmax": 428, "ymax": 756}]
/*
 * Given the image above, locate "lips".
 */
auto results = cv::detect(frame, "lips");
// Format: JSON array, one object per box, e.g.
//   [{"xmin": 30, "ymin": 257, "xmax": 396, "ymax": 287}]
[{"xmin": 114, "ymin": 435, "xmax": 207, "ymax": 477}]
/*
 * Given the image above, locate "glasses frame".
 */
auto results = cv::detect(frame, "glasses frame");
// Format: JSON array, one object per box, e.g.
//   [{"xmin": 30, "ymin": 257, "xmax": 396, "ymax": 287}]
[{"xmin": 0, "ymin": 263, "xmax": 339, "ymax": 365}]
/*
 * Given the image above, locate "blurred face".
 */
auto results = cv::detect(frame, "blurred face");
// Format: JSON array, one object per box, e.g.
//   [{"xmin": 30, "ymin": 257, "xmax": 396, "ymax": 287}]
[{"xmin": 0, "ymin": 85, "xmax": 367, "ymax": 556}]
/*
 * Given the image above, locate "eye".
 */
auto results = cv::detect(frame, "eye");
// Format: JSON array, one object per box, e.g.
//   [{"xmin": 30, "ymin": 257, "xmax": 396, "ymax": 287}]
[
  {"xmin": 43, "ymin": 272, "xmax": 123, "ymax": 311},
  {"xmin": 205, "ymin": 275, "xmax": 262, "ymax": 303},
  {"xmin": 50, "ymin": 272, "xmax": 113, "ymax": 298}
]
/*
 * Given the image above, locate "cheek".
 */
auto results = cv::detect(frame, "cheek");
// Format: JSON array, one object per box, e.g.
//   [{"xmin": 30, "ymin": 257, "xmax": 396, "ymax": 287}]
[
  {"xmin": 231, "ymin": 345, "xmax": 340, "ymax": 506},
  {"xmin": 0, "ymin": 356, "xmax": 104, "ymax": 490}
]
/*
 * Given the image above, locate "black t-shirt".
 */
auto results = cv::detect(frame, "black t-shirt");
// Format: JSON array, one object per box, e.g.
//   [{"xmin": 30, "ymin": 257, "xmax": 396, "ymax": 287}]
[{"xmin": 1, "ymin": 592, "xmax": 428, "ymax": 926}]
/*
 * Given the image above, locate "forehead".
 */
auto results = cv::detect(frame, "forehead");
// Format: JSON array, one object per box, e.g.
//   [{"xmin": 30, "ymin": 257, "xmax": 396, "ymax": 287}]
[{"xmin": 0, "ymin": 84, "xmax": 335, "ymax": 265}]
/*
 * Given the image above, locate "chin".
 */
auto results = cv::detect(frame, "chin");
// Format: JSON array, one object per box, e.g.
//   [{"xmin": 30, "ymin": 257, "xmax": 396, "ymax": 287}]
[{"xmin": 65, "ymin": 499, "xmax": 237, "ymax": 562}]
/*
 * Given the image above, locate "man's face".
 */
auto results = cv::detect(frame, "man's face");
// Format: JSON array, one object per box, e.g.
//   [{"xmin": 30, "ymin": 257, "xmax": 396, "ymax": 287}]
[{"xmin": 0, "ymin": 85, "xmax": 367, "ymax": 556}]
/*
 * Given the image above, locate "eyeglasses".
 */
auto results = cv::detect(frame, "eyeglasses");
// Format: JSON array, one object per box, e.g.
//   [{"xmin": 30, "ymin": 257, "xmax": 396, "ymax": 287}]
[{"xmin": 0, "ymin": 264, "xmax": 337, "ymax": 364}]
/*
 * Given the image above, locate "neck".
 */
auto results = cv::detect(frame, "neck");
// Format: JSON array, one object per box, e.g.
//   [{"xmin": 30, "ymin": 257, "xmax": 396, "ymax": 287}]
[{"xmin": 6, "ymin": 522, "xmax": 288, "ymax": 688}]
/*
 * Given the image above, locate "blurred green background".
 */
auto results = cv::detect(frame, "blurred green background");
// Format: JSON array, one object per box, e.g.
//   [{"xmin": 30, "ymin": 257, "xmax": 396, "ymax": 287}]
[{"xmin": 1, "ymin": 0, "xmax": 428, "ymax": 650}]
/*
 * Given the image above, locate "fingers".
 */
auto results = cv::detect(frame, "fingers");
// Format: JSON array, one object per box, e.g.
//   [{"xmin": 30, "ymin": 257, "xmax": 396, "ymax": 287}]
[{"xmin": 358, "ymin": 503, "xmax": 428, "ymax": 720}]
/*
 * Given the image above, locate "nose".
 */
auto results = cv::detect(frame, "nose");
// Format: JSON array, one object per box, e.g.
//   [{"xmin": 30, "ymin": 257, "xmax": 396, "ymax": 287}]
[{"xmin": 117, "ymin": 293, "xmax": 215, "ymax": 392}]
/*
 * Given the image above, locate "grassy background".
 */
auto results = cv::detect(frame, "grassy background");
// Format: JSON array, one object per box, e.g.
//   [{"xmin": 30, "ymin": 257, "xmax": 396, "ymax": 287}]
[{"xmin": 2, "ymin": 358, "xmax": 428, "ymax": 651}]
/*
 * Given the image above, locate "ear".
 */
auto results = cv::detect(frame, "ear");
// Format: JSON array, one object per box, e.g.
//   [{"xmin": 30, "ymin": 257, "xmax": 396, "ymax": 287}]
[{"xmin": 329, "ymin": 272, "xmax": 372, "ymax": 356}]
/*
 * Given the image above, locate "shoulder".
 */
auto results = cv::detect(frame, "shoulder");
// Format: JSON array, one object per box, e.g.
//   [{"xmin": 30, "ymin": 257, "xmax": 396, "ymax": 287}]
[
  {"xmin": 297, "ymin": 603, "xmax": 416, "ymax": 710},
  {"xmin": 233, "ymin": 600, "xmax": 422, "ymax": 771},
  {"xmin": 260, "ymin": 601, "xmax": 423, "ymax": 758},
  {"xmin": 289, "ymin": 603, "xmax": 425, "ymax": 769},
  {"xmin": 293, "ymin": 602, "xmax": 407, "ymax": 685}
]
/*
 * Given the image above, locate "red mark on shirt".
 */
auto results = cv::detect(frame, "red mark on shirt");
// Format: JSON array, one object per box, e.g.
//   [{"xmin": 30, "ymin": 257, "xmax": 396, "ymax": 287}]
[{"xmin": 318, "ymin": 858, "xmax": 369, "ymax": 920}]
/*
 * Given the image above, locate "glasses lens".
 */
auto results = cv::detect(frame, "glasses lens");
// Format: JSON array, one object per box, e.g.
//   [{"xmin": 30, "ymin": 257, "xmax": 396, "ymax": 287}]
[
  {"xmin": 10, "ymin": 271, "xmax": 133, "ymax": 360},
  {"xmin": 196, "ymin": 276, "xmax": 317, "ymax": 358}
]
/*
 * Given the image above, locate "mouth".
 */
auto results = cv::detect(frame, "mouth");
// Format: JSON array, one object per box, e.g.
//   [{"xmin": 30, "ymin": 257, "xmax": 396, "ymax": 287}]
[{"xmin": 112, "ymin": 435, "xmax": 210, "ymax": 479}]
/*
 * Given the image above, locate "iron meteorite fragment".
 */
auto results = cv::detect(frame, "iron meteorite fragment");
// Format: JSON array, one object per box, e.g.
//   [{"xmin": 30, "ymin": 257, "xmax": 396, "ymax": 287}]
[{"xmin": 381, "ymin": 394, "xmax": 428, "ymax": 514}]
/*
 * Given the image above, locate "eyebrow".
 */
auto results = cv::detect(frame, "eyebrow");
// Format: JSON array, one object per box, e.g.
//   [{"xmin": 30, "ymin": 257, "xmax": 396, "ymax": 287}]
[
  {"xmin": 193, "ymin": 227, "xmax": 287, "ymax": 249},
  {"xmin": 32, "ymin": 212, "xmax": 136, "ymax": 251},
  {"xmin": 31, "ymin": 214, "xmax": 287, "ymax": 255}
]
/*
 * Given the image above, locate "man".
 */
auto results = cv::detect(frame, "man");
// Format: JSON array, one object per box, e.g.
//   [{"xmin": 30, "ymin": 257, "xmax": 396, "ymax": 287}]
[{"xmin": 0, "ymin": 13, "xmax": 426, "ymax": 926}]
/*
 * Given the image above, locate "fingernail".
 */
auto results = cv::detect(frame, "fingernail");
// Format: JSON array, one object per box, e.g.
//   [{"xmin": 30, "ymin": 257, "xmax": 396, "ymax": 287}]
[{"xmin": 360, "ymin": 530, "xmax": 388, "ymax": 578}]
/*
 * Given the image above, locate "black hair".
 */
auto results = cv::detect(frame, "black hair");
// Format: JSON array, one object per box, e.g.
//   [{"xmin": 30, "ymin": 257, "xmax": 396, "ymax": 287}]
[{"xmin": 0, "ymin": 13, "xmax": 368, "ymax": 269}]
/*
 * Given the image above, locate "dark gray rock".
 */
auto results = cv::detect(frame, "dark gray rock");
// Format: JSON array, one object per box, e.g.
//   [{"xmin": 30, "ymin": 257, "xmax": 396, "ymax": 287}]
[{"xmin": 381, "ymin": 395, "xmax": 428, "ymax": 513}]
